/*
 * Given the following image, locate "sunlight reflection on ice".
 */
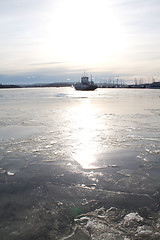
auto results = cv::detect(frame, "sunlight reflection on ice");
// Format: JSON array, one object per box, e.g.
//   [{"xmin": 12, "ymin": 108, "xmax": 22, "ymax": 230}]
[
  {"xmin": 72, "ymin": 150, "xmax": 96, "ymax": 169},
  {"xmin": 70, "ymin": 99, "xmax": 100, "ymax": 169}
]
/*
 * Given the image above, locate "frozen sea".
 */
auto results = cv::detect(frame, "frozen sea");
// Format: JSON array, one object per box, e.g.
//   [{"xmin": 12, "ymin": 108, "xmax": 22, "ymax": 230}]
[{"xmin": 0, "ymin": 87, "xmax": 160, "ymax": 239}]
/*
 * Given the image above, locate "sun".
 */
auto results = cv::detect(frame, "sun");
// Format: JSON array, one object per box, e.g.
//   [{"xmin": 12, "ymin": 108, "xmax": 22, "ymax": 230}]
[{"xmin": 45, "ymin": 0, "xmax": 126, "ymax": 68}]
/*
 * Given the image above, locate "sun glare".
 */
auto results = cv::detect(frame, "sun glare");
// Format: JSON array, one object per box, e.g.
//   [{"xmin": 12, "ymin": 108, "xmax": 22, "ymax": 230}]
[{"xmin": 46, "ymin": 0, "xmax": 126, "ymax": 67}]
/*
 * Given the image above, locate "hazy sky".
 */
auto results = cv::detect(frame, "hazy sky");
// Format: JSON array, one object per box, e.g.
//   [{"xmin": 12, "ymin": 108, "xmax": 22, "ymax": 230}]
[{"xmin": 0, "ymin": 0, "xmax": 160, "ymax": 84}]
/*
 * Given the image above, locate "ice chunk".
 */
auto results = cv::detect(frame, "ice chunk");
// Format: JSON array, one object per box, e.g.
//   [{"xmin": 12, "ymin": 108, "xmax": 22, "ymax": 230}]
[
  {"xmin": 123, "ymin": 212, "xmax": 143, "ymax": 225},
  {"xmin": 7, "ymin": 171, "xmax": 15, "ymax": 176},
  {"xmin": 86, "ymin": 220, "xmax": 94, "ymax": 231},
  {"xmin": 136, "ymin": 225, "xmax": 153, "ymax": 237},
  {"xmin": 86, "ymin": 220, "xmax": 94, "ymax": 235}
]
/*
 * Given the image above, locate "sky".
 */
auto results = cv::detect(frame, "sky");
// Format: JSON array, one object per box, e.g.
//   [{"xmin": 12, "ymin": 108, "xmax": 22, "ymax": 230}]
[{"xmin": 0, "ymin": 0, "xmax": 160, "ymax": 84}]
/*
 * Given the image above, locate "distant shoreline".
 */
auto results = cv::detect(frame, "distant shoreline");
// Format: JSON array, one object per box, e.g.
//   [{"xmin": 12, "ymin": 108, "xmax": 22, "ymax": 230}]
[
  {"xmin": 0, "ymin": 81, "xmax": 160, "ymax": 89},
  {"xmin": 0, "ymin": 82, "xmax": 73, "ymax": 89}
]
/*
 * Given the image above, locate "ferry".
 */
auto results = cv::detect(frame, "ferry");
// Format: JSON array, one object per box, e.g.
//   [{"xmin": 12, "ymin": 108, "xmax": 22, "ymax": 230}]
[{"xmin": 74, "ymin": 73, "xmax": 97, "ymax": 91}]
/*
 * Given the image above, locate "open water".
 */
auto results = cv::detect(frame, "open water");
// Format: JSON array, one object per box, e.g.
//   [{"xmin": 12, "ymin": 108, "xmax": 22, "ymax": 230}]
[{"xmin": 0, "ymin": 87, "xmax": 160, "ymax": 239}]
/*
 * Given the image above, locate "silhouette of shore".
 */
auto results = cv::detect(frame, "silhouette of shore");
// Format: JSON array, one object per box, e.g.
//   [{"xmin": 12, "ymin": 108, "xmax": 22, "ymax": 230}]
[{"xmin": 0, "ymin": 81, "xmax": 160, "ymax": 89}]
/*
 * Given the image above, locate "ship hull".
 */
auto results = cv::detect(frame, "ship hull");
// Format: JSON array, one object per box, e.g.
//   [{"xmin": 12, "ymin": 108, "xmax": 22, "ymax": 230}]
[{"xmin": 74, "ymin": 83, "xmax": 97, "ymax": 91}]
